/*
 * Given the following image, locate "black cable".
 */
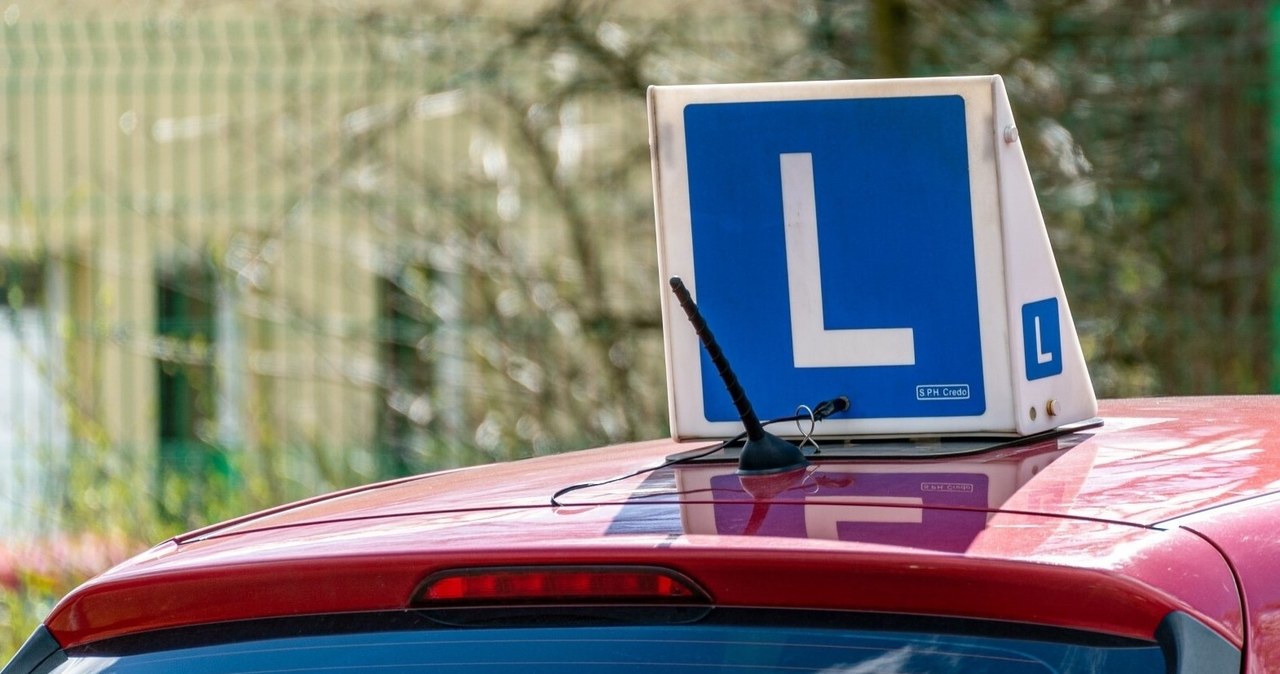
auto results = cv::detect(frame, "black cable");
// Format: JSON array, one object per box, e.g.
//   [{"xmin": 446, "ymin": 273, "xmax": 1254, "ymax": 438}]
[
  {"xmin": 549, "ymin": 433, "xmax": 739, "ymax": 507},
  {"xmin": 549, "ymin": 412, "xmax": 816, "ymax": 507},
  {"xmin": 812, "ymin": 395, "xmax": 851, "ymax": 421}
]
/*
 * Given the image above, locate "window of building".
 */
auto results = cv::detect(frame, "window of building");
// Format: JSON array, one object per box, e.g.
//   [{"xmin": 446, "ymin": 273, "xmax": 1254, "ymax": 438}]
[
  {"xmin": 378, "ymin": 267, "xmax": 440, "ymax": 476},
  {"xmin": 0, "ymin": 259, "xmax": 68, "ymax": 538},
  {"xmin": 155, "ymin": 260, "xmax": 230, "ymax": 523}
]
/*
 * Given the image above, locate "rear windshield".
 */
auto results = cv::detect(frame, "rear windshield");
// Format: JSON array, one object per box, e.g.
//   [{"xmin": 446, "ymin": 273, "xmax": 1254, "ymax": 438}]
[{"xmin": 49, "ymin": 620, "xmax": 1163, "ymax": 674}]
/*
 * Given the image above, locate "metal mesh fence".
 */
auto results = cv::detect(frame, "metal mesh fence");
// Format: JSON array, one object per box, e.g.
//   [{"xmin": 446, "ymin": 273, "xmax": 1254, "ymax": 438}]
[{"xmin": 0, "ymin": 5, "xmax": 1274, "ymax": 536}]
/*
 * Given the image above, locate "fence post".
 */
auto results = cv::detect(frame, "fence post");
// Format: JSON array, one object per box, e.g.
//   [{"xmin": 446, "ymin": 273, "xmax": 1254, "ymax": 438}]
[{"xmin": 1272, "ymin": 2, "xmax": 1280, "ymax": 392}]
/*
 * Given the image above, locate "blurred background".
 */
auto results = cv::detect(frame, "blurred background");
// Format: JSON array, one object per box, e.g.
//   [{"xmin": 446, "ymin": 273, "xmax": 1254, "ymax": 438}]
[{"xmin": 1, "ymin": 0, "xmax": 1276, "ymax": 657}]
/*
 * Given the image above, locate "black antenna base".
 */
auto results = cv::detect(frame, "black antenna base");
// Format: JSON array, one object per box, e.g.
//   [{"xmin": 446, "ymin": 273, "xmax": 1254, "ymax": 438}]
[
  {"xmin": 665, "ymin": 275, "xmax": 809, "ymax": 478},
  {"xmin": 737, "ymin": 432, "xmax": 809, "ymax": 476}
]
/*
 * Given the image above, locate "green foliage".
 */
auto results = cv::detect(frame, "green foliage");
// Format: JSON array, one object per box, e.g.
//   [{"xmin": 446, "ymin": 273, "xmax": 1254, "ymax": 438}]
[
  {"xmin": 0, "ymin": 533, "xmax": 140, "ymax": 662},
  {"xmin": 1, "ymin": 580, "xmax": 57, "ymax": 662},
  {"xmin": 1, "ymin": 0, "xmax": 1275, "ymax": 663}
]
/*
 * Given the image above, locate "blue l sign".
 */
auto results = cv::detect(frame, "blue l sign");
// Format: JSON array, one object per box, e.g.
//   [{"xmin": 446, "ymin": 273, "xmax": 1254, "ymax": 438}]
[
  {"xmin": 1021, "ymin": 298, "xmax": 1063, "ymax": 380},
  {"xmin": 683, "ymin": 95, "xmax": 985, "ymax": 421}
]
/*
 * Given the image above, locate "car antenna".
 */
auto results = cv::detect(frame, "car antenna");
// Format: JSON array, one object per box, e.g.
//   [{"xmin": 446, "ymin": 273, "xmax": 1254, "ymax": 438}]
[{"xmin": 668, "ymin": 276, "xmax": 809, "ymax": 475}]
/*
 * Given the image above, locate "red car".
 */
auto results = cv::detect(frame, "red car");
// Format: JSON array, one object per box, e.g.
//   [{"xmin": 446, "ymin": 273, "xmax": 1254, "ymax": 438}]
[
  {"xmin": 4, "ymin": 395, "xmax": 1276, "ymax": 673},
  {"xmin": 7, "ymin": 74, "xmax": 1271, "ymax": 674}
]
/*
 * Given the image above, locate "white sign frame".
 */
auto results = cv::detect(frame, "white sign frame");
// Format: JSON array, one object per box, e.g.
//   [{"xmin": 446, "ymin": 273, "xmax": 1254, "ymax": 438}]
[{"xmin": 649, "ymin": 76, "xmax": 1096, "ymax": 439}]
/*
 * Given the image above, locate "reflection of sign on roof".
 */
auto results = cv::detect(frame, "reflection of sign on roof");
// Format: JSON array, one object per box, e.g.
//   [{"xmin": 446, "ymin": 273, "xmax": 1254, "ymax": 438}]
[
  {"xmin": 710, "ymin": 471, "xmax": 989, "ymax": 552},
  {"xmin": 670, "ymin": 438, "xmax": 1071, "ymax": 553},
  {"xmin": 649, "ymin": 76, "xmax": 1096, "ymax": 440}
]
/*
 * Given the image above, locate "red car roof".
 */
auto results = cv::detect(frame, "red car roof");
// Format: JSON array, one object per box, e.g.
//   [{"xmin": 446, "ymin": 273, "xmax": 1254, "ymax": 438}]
[{"xmin": 45, "ymin": 396, "xmax": 1280, "ymax": 651}]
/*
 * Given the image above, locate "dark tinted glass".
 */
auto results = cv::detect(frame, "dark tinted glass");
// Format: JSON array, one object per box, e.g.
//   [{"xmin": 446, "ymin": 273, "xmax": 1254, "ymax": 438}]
[{"xmin": 50, "ymin": 622, "xmax": 1163, "ymax": 674}]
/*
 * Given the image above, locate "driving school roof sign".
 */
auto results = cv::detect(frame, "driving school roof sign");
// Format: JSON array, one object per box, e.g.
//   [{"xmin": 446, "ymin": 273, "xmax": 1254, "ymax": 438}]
[{"xmin": 648, "ymin": 76, "xmax": 1096, "ymax": 439}]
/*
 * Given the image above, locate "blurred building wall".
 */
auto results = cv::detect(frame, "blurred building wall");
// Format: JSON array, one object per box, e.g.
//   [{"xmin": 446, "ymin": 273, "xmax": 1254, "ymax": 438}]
[{"xmin": 0, "ymin": 2, "xmax": 1273, "ymax": 535}]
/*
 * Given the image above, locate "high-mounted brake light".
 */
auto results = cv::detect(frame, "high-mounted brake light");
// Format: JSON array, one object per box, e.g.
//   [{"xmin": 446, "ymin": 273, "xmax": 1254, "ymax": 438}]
[{"xmin": 413, "ymin": 566, "xmax": 709, "ymax": 606}]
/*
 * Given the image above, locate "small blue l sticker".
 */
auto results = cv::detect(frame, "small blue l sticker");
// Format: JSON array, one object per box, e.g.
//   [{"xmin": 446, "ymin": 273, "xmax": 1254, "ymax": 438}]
[{"xmin": 1022, "ymin": 298, "xmax": 1062, "ymax": 381}]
